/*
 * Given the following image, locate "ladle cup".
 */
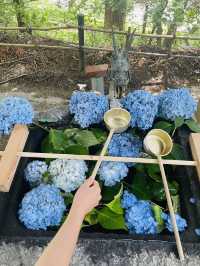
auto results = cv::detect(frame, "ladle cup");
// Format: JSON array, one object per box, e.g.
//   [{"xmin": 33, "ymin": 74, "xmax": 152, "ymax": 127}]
[
  {"xmin": 90, "ymin": 108, "xmax": 131, "ymax": 180},
  {"xmin": 144, "ymin": 129, "xmax": 184, "ymax": 261}
]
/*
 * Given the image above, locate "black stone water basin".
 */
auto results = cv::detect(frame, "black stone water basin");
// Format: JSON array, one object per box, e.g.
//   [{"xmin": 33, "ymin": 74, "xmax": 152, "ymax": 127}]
[{"xmin": 0, "ymin": 127, "xmax": 200, "ymax": 244}]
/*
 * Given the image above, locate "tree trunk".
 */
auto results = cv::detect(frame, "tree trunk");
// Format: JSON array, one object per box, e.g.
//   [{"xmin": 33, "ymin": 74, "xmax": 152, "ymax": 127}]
[
  {"xmin": 104, "ymin": 1, "xmax": 113, "ymax": 29},
  {"xmin": 156, "ymin": 23, "xmax": 163, "ymax": 47},
  {"xmin": 142, "ymin": 1, "xmax": 149, "ymax": 34},
  {"xmin": 104, "ymin": 0, "xmax": 127, "ymax": 30},
  {"xmin": 68, "ymin": 0, "xmax": 76, "ymax": 9},
  {"xmin": 163, "ymin": 23, "xmax": 177, "ymax": 49},
  {"xmin": 13, "ymin": 0, "xmax": 26, "ymax": 28}
]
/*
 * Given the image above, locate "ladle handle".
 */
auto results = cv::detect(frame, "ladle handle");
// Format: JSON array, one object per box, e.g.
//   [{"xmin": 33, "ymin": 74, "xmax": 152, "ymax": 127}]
[
  {"xmin": 157, "ymin": 155, "xmax": 184, "ymax": 261},
  {"xmin": 90, "ymin": 129, "xmax": 115, "ymax": 180}
]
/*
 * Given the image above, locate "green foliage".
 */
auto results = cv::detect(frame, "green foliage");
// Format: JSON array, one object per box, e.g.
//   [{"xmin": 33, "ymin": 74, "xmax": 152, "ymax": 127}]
[
  {"xmin": 85, "ymin": 209, "xmax": 98, "ymax": 225},
  {"xmin": 172, "ymin": 194, "xmax": 181, "ymax": 213},
  {"xmin": 0, "ymin": 0, "xmax": 199, "ymax": 48},
  {"xmin": 101, "ymin": 183, "xmax": 121, "ymax": 202},
  {"xmin": 62, "ymin": 192, "xmax": 74, "ymax": 205},
  {"xmin": 152, "ymin": 204, "xmax": 165, "ymax": 233},
  {"xmin": 85, "ymin": 185, "xmax": 127, "ymax": 230},
  {"xmin": 130, "ymin": 168, "xmax": 179, "ymax": 202},
  {"xmin": 97, "ymin": 207, "xmax": 127, "ymax": 230},
  {"xmin": 105, "ymin": 184, "xmax": 123, "ymax": 215},
  {"xmin": 185, "ymin": 119, "xmax": 200, "ymax": 133},
  {"xmin": 42, "ymin": 127, "xmax": 106, "ymax": 155},
  {"xmin": 97, "ymin": 185, "xmax": 127, "ymax": 230},
  {"xmin": 153, "ymin": 121, "xmax": 174, "ymax": 134},
  {"xmin": 164, "ymin": 143, "xmax": 185, "ymax": 160}
]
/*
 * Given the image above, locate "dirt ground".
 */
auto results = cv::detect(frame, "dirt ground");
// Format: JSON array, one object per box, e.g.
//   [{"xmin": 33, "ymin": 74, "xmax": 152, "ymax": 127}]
[{"xmin": 0, "ymin": 33, "xmax": 199, "ymax": 99}]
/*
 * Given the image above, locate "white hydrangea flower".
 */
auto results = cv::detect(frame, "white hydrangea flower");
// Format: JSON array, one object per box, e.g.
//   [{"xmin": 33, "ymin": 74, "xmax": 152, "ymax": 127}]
[{"xmin": 48, "ymin": 159, "xmax": 88, "ymax": 192}]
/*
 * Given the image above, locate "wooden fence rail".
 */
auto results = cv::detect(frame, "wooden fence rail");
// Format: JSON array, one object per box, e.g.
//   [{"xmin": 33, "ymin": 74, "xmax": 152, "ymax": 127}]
[
  {"xmin": 0, "ymin": 14, "xmax": 199, "ymax": 74},
  {"xmin": 0, "ymin": 25, "xmax": 200, "ymax": 40},
  {"xmin": 0, "ymin": 42, "xmax": 199, "ymax": 59}
]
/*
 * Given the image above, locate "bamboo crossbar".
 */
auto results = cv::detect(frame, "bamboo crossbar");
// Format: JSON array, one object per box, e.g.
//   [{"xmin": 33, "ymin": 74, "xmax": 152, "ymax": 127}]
[
  {"xmin": 0, "ymin": 151, "xmax": 196, "ymax": 166},
  {"xmin": 0, "ymin": 42, "xmax": 199, "ymax": 59},
  {"xmin": 0, "ymin": 25, "xmax": 200, "ymax": 40}
]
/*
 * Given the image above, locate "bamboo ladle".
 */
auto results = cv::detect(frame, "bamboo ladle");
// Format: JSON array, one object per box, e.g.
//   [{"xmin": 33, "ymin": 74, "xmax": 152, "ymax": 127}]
[
  {"xmin": 90, "ymin": 108, "xmax": 131, "ymax": 180},
  {"xmin": 144, "ymin": 129, "xmax": 184, "ymax": 261}
]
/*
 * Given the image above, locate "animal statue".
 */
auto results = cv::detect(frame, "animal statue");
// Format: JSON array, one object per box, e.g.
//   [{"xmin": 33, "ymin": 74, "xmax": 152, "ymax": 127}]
[{"xmin": 108, "ymin": 29, "xmax": 135, "ymax": 98}]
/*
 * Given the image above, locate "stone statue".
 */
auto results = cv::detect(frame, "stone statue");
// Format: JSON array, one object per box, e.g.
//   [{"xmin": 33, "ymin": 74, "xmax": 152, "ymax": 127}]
[{"xmin": 108, "ymin": 29, "xmax": 135, "ymax": 98}]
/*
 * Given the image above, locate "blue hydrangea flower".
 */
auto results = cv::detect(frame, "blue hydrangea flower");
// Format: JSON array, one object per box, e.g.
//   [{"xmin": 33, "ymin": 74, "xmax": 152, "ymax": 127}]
[
  {"xmin": 162, "ymin": 213, "xmax": 187, "ymax": 232},
  {"xmin": 0, "ymin": 96, "xmax": 34, "ymax": 135},
  {"xmin": 49, "ymin": 159, "xmax": 88, "ymax": 192},
  {"xmin": 121, "ymin": 90, "xmax": 159, "ymax": 130},
  {"xmin": 98, "ymin": 161, "xmax": 128, "ymax": 186},
  {"xmin": 18, "ymin": 184, "xmax": 66, "ymax": 230},
  {"xmin": 108, "ymin": 133, "xmax": 142, "ymax": 167},
  {"xmin": 122, "ymin": 191, "xmax": 157, "ymax": 234},
  {"xmin": 121, "ymin": 190, "xmax": 138, "ymax": 209},
  {"xmin": 24, "ymin": 160, "xmax": 48, "ymax": 186},
  {"xmin": 158, "ymin": 88, "xmax": 197, "ymax": 121},
  {"xmin": 125, "ymin": 201, "xmax": 157, "ymax": 234},
  {"xmin": 69, "ymin": 91, "xmax": 109, "ymax": 128}
]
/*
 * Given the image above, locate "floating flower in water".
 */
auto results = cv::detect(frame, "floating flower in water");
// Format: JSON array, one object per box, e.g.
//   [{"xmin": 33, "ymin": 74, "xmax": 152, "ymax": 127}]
[
  {"xmin": 122, "ymin": 191, "xmax": 157, "ymax": 234},
  {"xmin": 0, "ymin": 96, "xmax": 34, "ymax": 135},
  {"xmin": 49, "ymin": 159, "xmax": 88, "ymax": 193},
  {"xmin": 158, "ymin": 88, "xmax": 197, "ymax": 121},
  {"xmin": 99, "ymin": 161, "xmax": 128, "ymax": 186},
  {"xmin": 69, "ymin": 91, "xmax": 109, "ymax": 128},
  {"xmin": 121, "ymin": 90, "xmax": 159, "ymax": 130},
  {"xmin": 195, "ymin": 228, "xmax": 200, "ymax": 236},
  {"xmin": 24, "ymin": 160, "xmax": 48, "ymax": 186},
  {"xmin": 189, "ymin": 197, "xmax": 196, "ymax": 204},
  {"xmin": 18, "ymin": 184, "xmax": 66, "ymax": 230},
  {"xmin": 161, "ymin": 213, "xmax": 187, "ymax": 232}
]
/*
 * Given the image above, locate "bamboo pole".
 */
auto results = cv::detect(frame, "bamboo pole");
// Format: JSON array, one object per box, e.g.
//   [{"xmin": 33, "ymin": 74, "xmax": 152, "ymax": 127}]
[
  {"xmin": 157, "ymin": 156, "xmax": 184, "ymax": 261},
  {"xmin": 0, "ymin": 42, "xmax": 199, "ymax": 59},
  {"xmin": 0, "ymin": 25, "xmax": 200, "ymax": 40},
  {"xmin": 0, "ymin": 151, "xmax": 196, "ymax": 166}
]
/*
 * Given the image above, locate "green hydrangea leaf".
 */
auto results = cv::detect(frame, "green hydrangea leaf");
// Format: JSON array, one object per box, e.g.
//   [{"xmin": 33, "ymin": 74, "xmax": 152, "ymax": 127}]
[
  {"xmin": 146, "ymin": 164, "xmax": 161, "ymax": 182},
  {"xmin": 84, "ymin": 209, "xmax": 98, "ymax": 225},
  {"xmin": 131, "ymin": 173, "xmax": 153, "ymax": 200},
  {"xmin": 152, "ymin": 204, "xmax": 165, "ymax": 233},
  {"xmin": 65, "ymin": 144, "xmax": 89, "ymax": 155},
  {"xmin": 153, "ymin": 121, "xmax": 173, "ymax": 134},
  {"xmin": 74, "ymin": 130, "xmax": 100, "ymax": 147},
  {"xmin": 105, "ymin": 185, "xmax": 123, "ymax": 215},
  {"xmin": 172, "ymin": 195, "xmax": 180, "ymax": 213},
  {"xmin": 185, "ymin": 119, "xmax": 200, "ymax": 133},
  {"xmin": 101, "ymin": 183, "xmax": 121, "ymax": 203},
  {"xmin": 91, "ymin": 128, "xmax": 107, "ymax": 143},
  {"xmin": 49, "ymin": 129, "xmax": 70, "ymax": 151},
  {"xmin": 164, "ymin": 143, "xmax": 185, "ymax": 160},
  {"xmin": 174, "ymin": 117, "xmax": 185, "ymax": 129},
  {"xmin": 97, "ymin": 207, "xmax": 127, "ymax": 230},
  {"xmin": 64, "ymin": 128, "xmax": 79, "ymax": 138},
  {"xmin": 150, "ymin": 180, "xmax": 179, "ymax": 201},
  {"xmin": 62, "ymin": 192, "xmax": 74, "ymax": 205}
]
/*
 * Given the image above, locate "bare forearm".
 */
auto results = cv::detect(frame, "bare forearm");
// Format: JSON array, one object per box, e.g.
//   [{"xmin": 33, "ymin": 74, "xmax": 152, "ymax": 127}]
[{"xmin": 35, "ymin": 207, "xmax": 84, "ymax": 266}]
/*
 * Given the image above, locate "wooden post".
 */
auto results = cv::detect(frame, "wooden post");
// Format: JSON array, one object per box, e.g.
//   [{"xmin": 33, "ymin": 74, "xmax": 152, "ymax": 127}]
[
  {"xmin": 189, "ymin": 133, "xmax": 200, "ymax": 181},
  {"xmin": 0, "ymin": 125, "xmax": 29, "ymax": 192},
  {"xmin": 78, "ymin": 14, "xmax": 85, "ymax": 75}
]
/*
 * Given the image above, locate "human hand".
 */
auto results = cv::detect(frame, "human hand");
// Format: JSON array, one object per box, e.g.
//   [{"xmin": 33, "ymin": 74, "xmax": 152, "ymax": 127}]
[{"xmin": 71, "ymin": 177, "xmax": 101, "ymax": 220}]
